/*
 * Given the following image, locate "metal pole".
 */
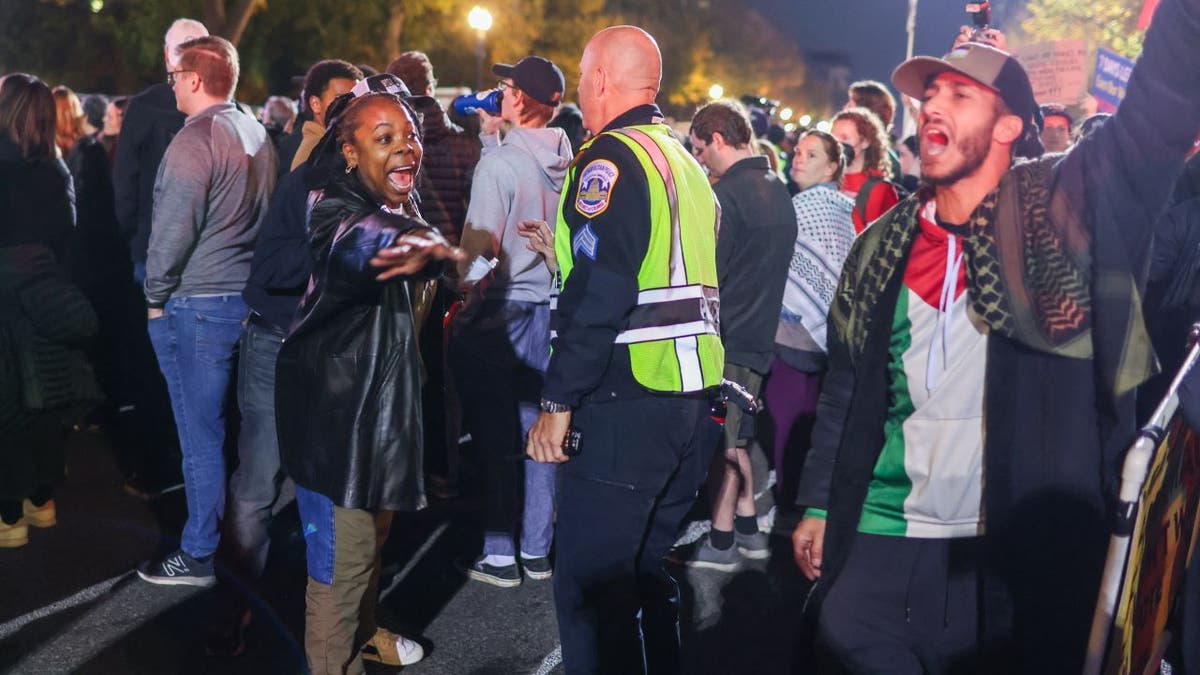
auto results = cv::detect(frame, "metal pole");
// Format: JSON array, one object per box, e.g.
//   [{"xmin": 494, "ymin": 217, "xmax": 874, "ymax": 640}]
[
  {"xmin": 906, "ymin": 0, "xmax": 918, "ymax": 61},
  {"xmin": 902, "ymin": 0, "xmax": 920, "ymax": 139}
]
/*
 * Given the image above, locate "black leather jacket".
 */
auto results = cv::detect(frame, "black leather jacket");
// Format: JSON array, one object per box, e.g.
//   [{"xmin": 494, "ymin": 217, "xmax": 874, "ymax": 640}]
[{"xmin": 276, "ymin": 175, "xmax": 437, "ymax": 511}]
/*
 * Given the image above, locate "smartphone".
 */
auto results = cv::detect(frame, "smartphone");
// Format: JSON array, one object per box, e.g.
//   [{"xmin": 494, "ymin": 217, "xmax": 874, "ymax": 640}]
[{"xmin": 563, "ymin": 427, "xmax": 583, "ymax": 457}]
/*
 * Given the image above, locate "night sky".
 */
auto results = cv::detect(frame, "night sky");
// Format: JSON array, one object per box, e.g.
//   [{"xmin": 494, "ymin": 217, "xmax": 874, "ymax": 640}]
[{"xmin": 750, "ymin": 0, "xmax": 1015, "ymax": 94}]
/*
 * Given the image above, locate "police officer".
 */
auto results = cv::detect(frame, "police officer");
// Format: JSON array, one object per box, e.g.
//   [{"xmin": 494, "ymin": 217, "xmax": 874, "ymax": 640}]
[{"xmin": 525, "ymin": 25, "xmax": 724, "ymax": 675}]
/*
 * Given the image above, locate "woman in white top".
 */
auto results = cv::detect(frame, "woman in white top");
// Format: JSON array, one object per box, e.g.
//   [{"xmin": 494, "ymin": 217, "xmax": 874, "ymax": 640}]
[{"xmin": 767, "ymin": 129, "xmax": 856, "ymax": 506}]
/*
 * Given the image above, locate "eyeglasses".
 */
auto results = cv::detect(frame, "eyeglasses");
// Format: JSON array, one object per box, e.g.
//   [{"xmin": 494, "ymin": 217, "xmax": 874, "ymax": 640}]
[
  {"xmin": 166, "ymin": 70, "xmax": 193, "ymax": 86},
  {"xmin": 497, "ymin": 80, "xmax": 517, "ymax": 92}
]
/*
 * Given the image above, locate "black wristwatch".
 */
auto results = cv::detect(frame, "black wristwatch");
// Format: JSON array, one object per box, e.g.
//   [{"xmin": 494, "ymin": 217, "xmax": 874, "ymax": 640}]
[{"xmin": 540, "ymin": 399, "xmax": 571, "ymax": 413}]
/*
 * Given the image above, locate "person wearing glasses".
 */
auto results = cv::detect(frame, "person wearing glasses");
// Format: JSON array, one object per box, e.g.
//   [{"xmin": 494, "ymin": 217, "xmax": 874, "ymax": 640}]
[
  {"xmin": 137, "ymin": 35, "xmax": 277, "ymax": 587},
  {"xmin": 449, "ymin": 55, "xmax": 572, "ymax": 588}
]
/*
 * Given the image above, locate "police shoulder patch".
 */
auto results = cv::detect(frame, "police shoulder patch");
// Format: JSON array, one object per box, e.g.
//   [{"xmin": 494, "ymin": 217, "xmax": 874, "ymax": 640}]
[{"xmin": 575, "ymin": 159, "xmax": 619, "ymax": 217}]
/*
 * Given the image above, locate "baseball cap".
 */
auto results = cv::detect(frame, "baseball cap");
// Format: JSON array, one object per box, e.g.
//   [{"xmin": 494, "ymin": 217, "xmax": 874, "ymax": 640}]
[
  {"xmin": 892, "ymin": 42, "xmax": 1044, "ymax": 158},
  {"xmin": 1039, "ymin": 103, "xmax": 1073, "ymax": 126},
  {"xmin": 348, "ymin": 73, "xmax": 436, "ymax": 108},
  {"xmin": 306, "ymin": 73, "xmax": 434, "ymax": 189},
  {"xmin": 491, "ymin": 56, "xmax": 565, "ymax": 107}
]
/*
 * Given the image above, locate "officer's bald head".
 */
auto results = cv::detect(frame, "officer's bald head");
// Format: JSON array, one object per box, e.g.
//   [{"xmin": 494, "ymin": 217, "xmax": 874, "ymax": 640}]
[{"xmin": 578, "ymin": 26, "xmax": 662, "ymax": 133}]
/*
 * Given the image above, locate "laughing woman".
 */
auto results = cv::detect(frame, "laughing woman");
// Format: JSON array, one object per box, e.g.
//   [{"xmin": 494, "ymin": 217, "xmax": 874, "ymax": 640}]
[{"xmin": 275, "ymin": 79, "xmax": 462, "ymax": 675}]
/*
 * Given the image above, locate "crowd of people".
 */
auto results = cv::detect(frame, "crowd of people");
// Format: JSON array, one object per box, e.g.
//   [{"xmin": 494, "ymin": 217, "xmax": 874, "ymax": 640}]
[{"xmin": 3, "ymin": 2, "xmax": 1200, "ymax": 673}]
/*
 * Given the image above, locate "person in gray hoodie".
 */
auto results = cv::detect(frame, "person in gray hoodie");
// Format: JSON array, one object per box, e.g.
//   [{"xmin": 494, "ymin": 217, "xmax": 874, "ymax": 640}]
[{"xmin": 450, "ymin": 56, "xmax": 572, "ymax": 588}]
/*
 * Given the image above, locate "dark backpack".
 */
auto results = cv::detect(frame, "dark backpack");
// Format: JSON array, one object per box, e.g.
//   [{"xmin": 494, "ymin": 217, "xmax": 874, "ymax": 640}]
[{"xmin": 854, "ymin": 175, "xmax": 910, "ymax": 228}]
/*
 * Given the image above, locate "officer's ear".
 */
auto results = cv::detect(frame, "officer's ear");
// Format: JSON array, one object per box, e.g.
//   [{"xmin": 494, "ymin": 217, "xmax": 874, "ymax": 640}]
[
  {"xmin": 590, "ymin": 65, "xmax": 607, "ymax": 99},
  {"xmin": 710, "ymin": 131, "xmax": 727, "ymax": 152}
]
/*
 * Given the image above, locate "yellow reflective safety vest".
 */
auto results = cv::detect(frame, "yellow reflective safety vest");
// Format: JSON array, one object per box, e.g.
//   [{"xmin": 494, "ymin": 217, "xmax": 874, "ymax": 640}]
[{"xmin": 555, "ymin": 123, "xmax": 724, "ymax": 393}]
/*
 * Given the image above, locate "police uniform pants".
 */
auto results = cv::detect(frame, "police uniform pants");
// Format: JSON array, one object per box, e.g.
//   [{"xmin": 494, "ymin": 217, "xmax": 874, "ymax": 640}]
[{"xmin": 553, "ymin": 395, "xmax": 721, "ymax": 675}]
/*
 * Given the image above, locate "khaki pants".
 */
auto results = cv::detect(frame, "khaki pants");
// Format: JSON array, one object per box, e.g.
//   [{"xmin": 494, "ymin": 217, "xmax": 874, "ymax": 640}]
[{"xmin": 304, "ymin": 506, "xmax": 393, "ymax": 675}]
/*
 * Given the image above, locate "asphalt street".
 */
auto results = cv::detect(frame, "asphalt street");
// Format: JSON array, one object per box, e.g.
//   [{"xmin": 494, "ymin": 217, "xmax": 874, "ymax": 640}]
[{"xmin": 0, "ymin": 430, "xmax": 813, "ymax": 674}]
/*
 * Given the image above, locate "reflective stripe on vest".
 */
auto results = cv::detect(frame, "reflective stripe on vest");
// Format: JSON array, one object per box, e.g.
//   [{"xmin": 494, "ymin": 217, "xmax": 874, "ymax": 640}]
[
  {"xmin": 615, "ymin": 284, "xmax": 719, "ymax": 343},
  {"xmin": 549, "ymin": 284, "xmax": 719, "ymax": 343}
]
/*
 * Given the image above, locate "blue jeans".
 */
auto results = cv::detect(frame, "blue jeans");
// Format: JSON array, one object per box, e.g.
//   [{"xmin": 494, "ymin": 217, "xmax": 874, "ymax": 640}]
[
  {"xmin": 449, "ymin": 299, "xmax": 555, "ymax": 557},
  {"xmin": 223, "ymin": 320, "xmax": 286, "ymax": 580},
  {"xmin": 147, "ymin": 294, "xmax": 247, "ymax": 559}
]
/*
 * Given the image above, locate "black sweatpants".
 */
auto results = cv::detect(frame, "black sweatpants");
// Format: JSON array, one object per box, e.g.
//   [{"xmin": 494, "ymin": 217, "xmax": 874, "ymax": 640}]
[{"xmin": 818, "ymin": 533, "xmax": 985, "ymax": 675}]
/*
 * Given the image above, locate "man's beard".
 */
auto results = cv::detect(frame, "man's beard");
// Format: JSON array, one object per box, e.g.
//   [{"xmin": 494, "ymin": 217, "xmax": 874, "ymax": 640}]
[{"xmin": 923, "ymin": 123, "xmax": 991, "ymax": 187}]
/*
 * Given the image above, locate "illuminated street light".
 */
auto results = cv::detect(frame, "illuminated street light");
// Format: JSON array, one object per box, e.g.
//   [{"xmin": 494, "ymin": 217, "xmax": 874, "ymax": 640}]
[
  {"xmin": 784, "ymin": 123, "xmax": 796, "ymax": 132},
  {"xmin": 90, "ymin": 0, "xmax": 103, "ymax": 11},
  {"xmin": 799, "ymin": 114, "xmax": 813, "ymax": 127},
  {"xmin": 467, "ymin": 6, "xmax": 494, "ymax": 90},
  {"xmin": 780, "ymin": 107, "xmax": 793, "ymax": 121},
  {"xmin": 816, "ymin": 120, "xmax": 832, "ymax": 133},
  {"xmin": 708, "ymin": 84, "xmax": 724, "ymax": 100}
]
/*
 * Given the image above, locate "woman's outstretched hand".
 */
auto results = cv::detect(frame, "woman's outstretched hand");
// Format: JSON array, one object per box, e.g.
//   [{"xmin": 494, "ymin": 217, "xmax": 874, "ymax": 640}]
[{"xmin": 371, "ymin": 230, "xmax": 465, "ymax": 281}]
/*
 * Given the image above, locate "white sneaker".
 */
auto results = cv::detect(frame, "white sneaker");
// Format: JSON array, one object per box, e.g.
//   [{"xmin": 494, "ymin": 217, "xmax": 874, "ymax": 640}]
[{"xmin": 362, "ymin": 628, "xmax": 425, "ymax": 666}]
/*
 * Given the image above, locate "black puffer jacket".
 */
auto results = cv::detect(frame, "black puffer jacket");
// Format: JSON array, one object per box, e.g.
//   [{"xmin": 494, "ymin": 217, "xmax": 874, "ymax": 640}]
[
  {"xmin": 410, "ymin": 99, "xmax": 479, "ymax": 246},
  {"xmin": 0, "ymin": 244, "xmax": 101, "ymax": 433},
  {"xmin": 275, "ymin": 175, "xmax": 439, "ymax": 511}
]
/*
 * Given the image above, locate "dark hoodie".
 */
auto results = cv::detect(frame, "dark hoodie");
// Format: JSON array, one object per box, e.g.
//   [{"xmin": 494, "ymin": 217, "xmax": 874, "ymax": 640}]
[
  {"xmin": 112, "ymin": 82, "xmax": 185, "ymax": 264},
  {"xmin": 0, "ymin": 133, "xmax": 74, "ymax": 260},
  {"xmin": 410, "ymin": 99, "xmax": 480, "ymax": 246}
]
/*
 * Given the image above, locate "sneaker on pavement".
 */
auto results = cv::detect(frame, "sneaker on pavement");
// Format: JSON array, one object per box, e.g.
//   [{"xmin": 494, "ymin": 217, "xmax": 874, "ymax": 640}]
[
  {"xmin": 0, "ymin": 517, "xmax": 27, "ymax": 548},
  {"xmin": 22, "ymin": 499, "xmax": 56, "ymax": 528},
  {"xmin": 736, "ymin": 530, "xmax": 770, "ymax": 560},
  {"xmin": 137, "ymin": 550, "xmax": 216, "ymax": 587},
  {"xmin": 361, "ymin": 628, "xmax": 425, "ymax": 666},
  {"xmin": 459, "ymin": 555, "xmax": 521, "ymax": 588},
  {"xmin": 521, "ymin": 555, "xmax": 553, "ymax": 580},
  {"xmin": 679, "ymin": 537, "xmax": 742, "ymax": 572}
]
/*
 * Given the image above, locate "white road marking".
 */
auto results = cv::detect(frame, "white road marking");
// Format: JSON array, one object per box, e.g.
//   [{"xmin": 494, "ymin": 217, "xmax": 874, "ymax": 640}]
[
  {"xmin": 0, "ymin": 571, "xmax": 130, "ymax": 641},
  {"xmin": 533, "ymin": 644, "xmax": 562, "ymax": 674}
]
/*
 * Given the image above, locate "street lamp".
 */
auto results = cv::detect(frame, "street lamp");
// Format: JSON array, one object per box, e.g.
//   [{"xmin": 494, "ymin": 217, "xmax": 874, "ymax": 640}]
[
  {"xmin": 708, "ymin": 83, "xmax": 724, "ymax": 100},
  {"xmin": 467, "ymin": 5, "xmax": 494, "ymax": 91},
  {"xmin": 779, "ymin": 107, "xmax": 793, "ymax": 121}
]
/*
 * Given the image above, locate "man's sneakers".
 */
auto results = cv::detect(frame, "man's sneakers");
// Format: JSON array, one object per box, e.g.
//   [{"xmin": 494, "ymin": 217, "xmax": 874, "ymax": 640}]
[
  {"xmin": 361, "ymin": 628, "xmax": 425, "ymax": 667},
  {"xmin": 521, "ymin": 555, "xmax": 553, "ymax": 581},
  {"xmin": 23, "ymin": 498, "xmax": 56, "ymax": 528},
  {"xmin": 459, "ymin": 553, "xmax": 552, "ymax": 586},
  {"xmin": 736, "ymin": 530, "xmax": 770, "ymax": 560},
  {"xmin": 137, "ymin": 550, "xmax": 216, "ymax": 587},
  {"xmin": 671, "ymin": 528, "xmax": 773, "ymax": 571},
  {"xmin": 460, "ymin": 555, "xmax": 521, "ymax": 588},
  {"xmin": 678, "ymin": 537, "xmax": 743, "ymax": 572}
]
